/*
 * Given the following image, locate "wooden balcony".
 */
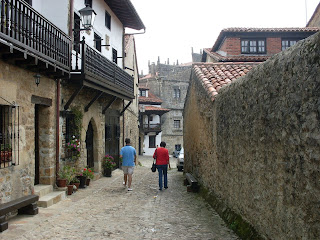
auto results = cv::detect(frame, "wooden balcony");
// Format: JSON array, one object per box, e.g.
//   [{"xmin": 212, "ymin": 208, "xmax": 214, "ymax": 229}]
[
  {"xmin": 71, "ymin": 38, "xmax": 134, "ymax": 100},
  {"xmin": 0, "ymin": 0, "xmax": 71, "ymax": 77},
  {"xmin": 142, "ymin": 123, "xmax": 162, "ymax": 134}
]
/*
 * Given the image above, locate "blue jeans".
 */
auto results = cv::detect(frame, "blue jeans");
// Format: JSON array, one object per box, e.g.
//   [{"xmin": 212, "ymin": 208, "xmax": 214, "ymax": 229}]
[{"xmin": 157, "ymin": 165, "xmax": 168, "ymax": 189}]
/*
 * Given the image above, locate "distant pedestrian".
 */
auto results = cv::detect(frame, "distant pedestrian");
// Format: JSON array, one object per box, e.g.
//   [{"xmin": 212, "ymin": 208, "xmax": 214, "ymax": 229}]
[
  {"xmin": 120, "ymin": 138, "xmax": 137, "ymax": 191},
  {"xmin": 153, "ymin": 141, "xmax": 170, "ymax": 190}
]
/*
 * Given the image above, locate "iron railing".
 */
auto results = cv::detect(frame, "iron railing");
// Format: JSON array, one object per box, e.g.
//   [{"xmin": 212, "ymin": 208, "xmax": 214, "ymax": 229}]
[
  {"xmin": 73, "ymin": 38, "xmax": 134, "ymax": 97},
  {"xmin": 0, "ymin": 0, "xmax": 71, "ymax": 71}
]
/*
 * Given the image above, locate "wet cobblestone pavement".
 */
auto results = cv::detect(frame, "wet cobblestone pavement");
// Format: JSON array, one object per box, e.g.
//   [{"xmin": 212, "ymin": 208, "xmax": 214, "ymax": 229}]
[{"xmin": 1, "ymin": 156, "xmax": 239, "ymax": 239}]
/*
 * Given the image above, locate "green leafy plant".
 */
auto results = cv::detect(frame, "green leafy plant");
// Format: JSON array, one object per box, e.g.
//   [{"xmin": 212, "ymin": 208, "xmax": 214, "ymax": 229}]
[
  {"xmin": 102, "ymin": 155, "xmax": 116, "ymax": 169},
  {"xmin": 70, "ymin": 106, "xmax": 83, "ymax": 137},
  {"xmin": 81, "ymin": 168, "xmax": 94, "ymax": 179}
]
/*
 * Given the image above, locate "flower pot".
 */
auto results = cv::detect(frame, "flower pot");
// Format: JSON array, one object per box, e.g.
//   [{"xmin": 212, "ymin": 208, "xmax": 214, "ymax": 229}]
[
  {"xmin": 72, "ymin": 182, "xmax": 80, "ymax": 191},
  {"xmin": 86, "ymin": 178, "xmax": 91, "ymax": 186},
  {"xmin": 77, "ymin": 176, "xmax": 87, "ymax": 188},
  {"xmin": 104, "ymin": 168, "xmax": 112, "ymax": 177},
  {"xmin": 67, "ymin": 185, "xmax": 73, "ymax": 195},
  {"xmin": 57, "ymin": 179, "xmax": 67, "ymax": 187}
]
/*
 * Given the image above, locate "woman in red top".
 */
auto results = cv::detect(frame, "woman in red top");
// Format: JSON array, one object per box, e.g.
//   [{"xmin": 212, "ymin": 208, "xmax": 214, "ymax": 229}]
[{"xmin": 153, "ymin": 141, "xmax": 170, "ymax": 190}]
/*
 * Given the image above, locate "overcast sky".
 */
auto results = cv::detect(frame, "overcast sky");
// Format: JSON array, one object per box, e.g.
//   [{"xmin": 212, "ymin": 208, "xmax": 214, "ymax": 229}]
[{"xmin": 129, "ymin": 0, "xmax": 319, "ymax": 74}]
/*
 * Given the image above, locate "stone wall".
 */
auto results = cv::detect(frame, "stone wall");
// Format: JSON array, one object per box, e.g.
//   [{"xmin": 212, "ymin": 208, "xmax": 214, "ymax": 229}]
[
  {"xmin": 60, "ymin": 85, "xmax": 123, "ymax": 175},
  {"xmin": 0, "ymin": 60, "xmax": 56, "ymax": 202},
  {"xmin": 183, "ymin": 32, "xmax": 320, "ymax": 239}
]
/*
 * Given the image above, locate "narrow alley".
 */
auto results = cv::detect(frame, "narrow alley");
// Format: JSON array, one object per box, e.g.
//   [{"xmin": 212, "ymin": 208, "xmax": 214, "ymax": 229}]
[{"xmin": 1, "ymin": 156, "xmax": 239, "ymax": 240}]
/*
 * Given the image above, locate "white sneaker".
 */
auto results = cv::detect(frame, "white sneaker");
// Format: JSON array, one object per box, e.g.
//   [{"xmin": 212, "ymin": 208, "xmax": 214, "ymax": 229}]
[{"xmin": 128, "ymin": 188, "xmax": 133, "ymax": 191}]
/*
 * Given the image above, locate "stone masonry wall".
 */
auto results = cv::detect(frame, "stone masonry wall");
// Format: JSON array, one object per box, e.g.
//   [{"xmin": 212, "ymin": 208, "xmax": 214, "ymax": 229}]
[
  {"xmin": 0, "ymin": 60, "xmax": 56, "ymax": 202},
  {"xmin": 184, "ymin": 32, "xmax": 320, "ymax": 239}
]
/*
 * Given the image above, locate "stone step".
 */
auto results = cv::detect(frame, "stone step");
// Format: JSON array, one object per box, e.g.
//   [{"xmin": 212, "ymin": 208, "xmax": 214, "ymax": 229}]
[
  {"xmin": 37, "ymin": 191, "xmax": 66, "ymax": 208},
  {"xmin": 34, "ymin": 184, "xmax": 53, "ymax": 198}
]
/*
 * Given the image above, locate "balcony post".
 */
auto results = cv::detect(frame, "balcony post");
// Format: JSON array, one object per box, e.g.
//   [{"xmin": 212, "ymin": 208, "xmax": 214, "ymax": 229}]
[{"xmin": 81, "ymin": 36, "xmax": 86, "ymax": 74}]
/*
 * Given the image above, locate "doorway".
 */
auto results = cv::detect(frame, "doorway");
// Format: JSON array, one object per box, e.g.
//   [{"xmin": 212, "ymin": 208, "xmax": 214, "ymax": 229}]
[
  {"xmin": 34, "ymin": 105, "xmax": 40, "ymax": 185},
  {"xmin": 105, "ymin": 109, "xmax": 120, "ymax": 167},
  {"xmin": 86, "ymin": 121, "xmax": 94, "ymax": 168}
]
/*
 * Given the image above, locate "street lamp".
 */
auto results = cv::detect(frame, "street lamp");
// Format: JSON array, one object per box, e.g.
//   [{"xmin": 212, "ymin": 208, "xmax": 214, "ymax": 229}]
[
  {"xmin": 34, "ymin": 73, "xmax": 41, "ymax": 87},
  {"xmin": 79, "ymin": 4, "xmax": 96, "ymax": 30}
]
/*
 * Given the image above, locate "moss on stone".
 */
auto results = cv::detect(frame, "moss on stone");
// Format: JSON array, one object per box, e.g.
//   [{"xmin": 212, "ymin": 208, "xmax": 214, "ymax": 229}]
[{"xmin": 199, "ymin": 186, "xmax": 264, "ymax": 240}]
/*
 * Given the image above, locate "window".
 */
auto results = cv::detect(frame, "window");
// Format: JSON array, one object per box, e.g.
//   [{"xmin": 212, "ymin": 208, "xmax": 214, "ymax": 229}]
[
  {"xmin": 105, "ymin": 11, "xmax": 111, "ymax": 30},
  {"xmin": 173, "ymin": 88, "xmax": 180, "ymax": 98},
  {"xmin": 149, "ymin": 116, "xmax": 153, "ymax": 121},
  {"xmin": 149, "ymin": 136, "xmax": 156, "ymax": 148},
  {"xmin": 0, "ymin": 105, "xmax": 19, "ymax": 168},
  {"xmin": 140, "ymin": 90, "xmax": 146, "ymax": 97},
  {"xmin": 85, "ymin": 0, "xmax": 92, "ymax": 7},
  {"xmin": 282, "ymin": 39, "xmax": 298, "ymax": 51},
  {"xmin": 241, "ymin": 39, "xmax": 265, "ymax": 54},
  {"xmin": 174, "ymin": 120, "xmax": 180, "ymax": 129},
  {"xmin": 175, "ymin": 144, "xmax": 181, "ymax": 151},
  {"xmin": 94, "ymin": 33, "xmax": 101, "ymax": 52},
  {"xmin": 112, "ymin": 48, "xmax": 118, "ymax": 64}
]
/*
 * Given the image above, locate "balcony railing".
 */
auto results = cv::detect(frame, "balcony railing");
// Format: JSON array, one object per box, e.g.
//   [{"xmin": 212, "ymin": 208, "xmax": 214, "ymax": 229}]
[
  {"xmin": 0, "ymin": 0, "xmax": 71, "ymax": 71},
  {"xmin": 72, "ymin": 38, "xmax": 134, "ymax": 98},
  {"xmin": 142, "ymin": 123, "xmax": 161, "ymax": 132}
]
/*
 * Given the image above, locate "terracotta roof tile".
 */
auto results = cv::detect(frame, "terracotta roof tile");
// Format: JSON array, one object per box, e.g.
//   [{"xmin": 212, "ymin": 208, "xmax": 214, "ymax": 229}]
[
  {"xmin": 139, "ymin": 91, "xmax": 163, "ymax": 104},
  {"xmin": 193, "ymin": 62, "xmax": 259, "ymax": 101},
  {"xmin": 144, "ymin": 106, "xmax": 170, "ymax": 112}
]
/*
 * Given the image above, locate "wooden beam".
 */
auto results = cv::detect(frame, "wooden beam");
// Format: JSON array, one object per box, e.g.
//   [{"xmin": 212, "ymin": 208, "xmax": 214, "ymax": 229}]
[
  {"xmin": 84, "ymin": 91, "xmax": 103, "ymax": 112},
  {"xmin": 31, "ymin": 95, "xmax": 52, "ymax": 107},
  {"xmin": 120, "ymin": 101, "xmax": 132, "ymax": 115},
  {"xmin": 102, "ymin": 96, "xmax": 117, "ymax": 114},
  {"xmin": 63, "ymin": 85, "xmax": 84, "ymax": 110}
]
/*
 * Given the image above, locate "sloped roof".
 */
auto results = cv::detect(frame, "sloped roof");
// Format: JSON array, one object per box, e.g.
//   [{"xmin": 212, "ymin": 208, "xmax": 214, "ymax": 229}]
[
  {"xmin": 211, "ymin": 27, "xmax": 319, "ymax": 51},
  {"xmin": 139, "ymin": 91, "xmax": 163, "ymax": 104},
  {"xmin": 104, "ymin": 0, "xmax": 145, "ymax": 30},
  {"xmin": 144, "ymin": 106, "xmax": 170, "ymax": 112},
  {"xmin": 193, "ymin": 62, "xmax": 259, "ymax": 101},
  {"xmin": 203, "ymin": 48, "xmax": 270, "ymax": 62}
]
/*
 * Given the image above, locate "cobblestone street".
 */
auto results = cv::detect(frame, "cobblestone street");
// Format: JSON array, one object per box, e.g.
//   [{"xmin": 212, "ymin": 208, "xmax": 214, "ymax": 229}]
[{"xmin": 1, "ymin": 156, "xmax": 239, "ymax": 240}]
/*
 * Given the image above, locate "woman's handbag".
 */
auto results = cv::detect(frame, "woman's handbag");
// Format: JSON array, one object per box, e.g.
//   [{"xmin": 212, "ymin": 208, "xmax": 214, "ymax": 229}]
[{"xmin": 151, "ymin": 160, "xmax": 156, "ymax": 172}]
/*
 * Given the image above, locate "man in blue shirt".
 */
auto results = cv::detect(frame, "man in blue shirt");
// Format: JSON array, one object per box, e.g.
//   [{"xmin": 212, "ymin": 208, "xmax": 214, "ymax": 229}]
[{"xmin": 120, "ymin": 138, "xmax": 137, "ymax": 191}]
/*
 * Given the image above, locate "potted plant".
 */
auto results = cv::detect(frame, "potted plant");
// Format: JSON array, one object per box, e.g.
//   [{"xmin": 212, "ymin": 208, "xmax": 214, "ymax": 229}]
[
  {"xmin": 57, "ymin": 166, "xmax": 69, "ymax": 187},
  {"xmin": 66, "ymin": 136, "xmax": 81, "ymax": 160},
  {"xmin": 82, "ymin": 168, "xmax": 94, "ymax": 186},
  {"xmin": 71, "ymin": 176, "xmax": 80, "ymax": 191},
  {"xmin": 102, "ymin": 155, "xmax": 116, "ymax": 177},
  {"xmin": 77, "ymin": 170, "xmax": 87, "ymax": 189},
  {"xmin": 65, "ymin": 166, "xmax": 76, "ymax": 195}
]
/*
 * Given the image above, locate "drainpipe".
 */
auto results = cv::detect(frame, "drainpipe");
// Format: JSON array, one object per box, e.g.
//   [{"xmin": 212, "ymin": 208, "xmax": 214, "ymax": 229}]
[
  {"xmin": 56, "ymin": 79, "xmax": 60, "ymax": 182},
  {"xmin": 122, "ymin": 100, "xmax": 125, "ymax": 147},
  {"xmin": 69, "ymin": 0, "xmax": 74, "ymax": 37}
]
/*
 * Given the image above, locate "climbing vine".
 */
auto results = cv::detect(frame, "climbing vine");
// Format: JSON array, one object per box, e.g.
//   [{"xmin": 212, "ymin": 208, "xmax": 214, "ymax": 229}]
[{"xmin": 70, "ymin": 105, "xmax": 83, "ymax": 137}]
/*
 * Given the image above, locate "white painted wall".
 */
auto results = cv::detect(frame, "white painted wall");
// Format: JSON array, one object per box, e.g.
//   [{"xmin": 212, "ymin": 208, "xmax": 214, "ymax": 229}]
[
  {"xmin": 74, "ymin": 0, "xmax": 124, "ymax": 68},
  {"xmin": 143, "ymin": 132, "xmax": 162, "ymax": 156}
]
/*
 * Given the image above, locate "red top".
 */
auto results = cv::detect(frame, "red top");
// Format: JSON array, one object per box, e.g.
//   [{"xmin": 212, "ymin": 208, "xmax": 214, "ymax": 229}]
[{"xmin": 153, "ymin": 147, "xmax": 169, "ymax": 165}]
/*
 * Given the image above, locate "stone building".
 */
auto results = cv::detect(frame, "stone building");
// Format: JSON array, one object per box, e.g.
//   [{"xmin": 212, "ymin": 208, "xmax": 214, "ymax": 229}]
[
  {"xmin": 138, "ymin": 85, "xmax": 169, "ymax": 155},
  {"xmin": 183, "ymin": 29, "xmax": 320, "ymax": 240},
  {"xmin": 139, "ymin": 60, "xmax": 191, "ymax": 155},
  {"xmin": 0, "ymin": 0, "xmax": 144, "ymax": 207}
]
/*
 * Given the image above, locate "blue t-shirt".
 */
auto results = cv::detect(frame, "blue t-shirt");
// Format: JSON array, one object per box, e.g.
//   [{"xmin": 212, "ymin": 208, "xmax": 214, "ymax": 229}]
[{"xmin": 120, "ymin": 145, "xmax": 136, "ymax": 167}]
